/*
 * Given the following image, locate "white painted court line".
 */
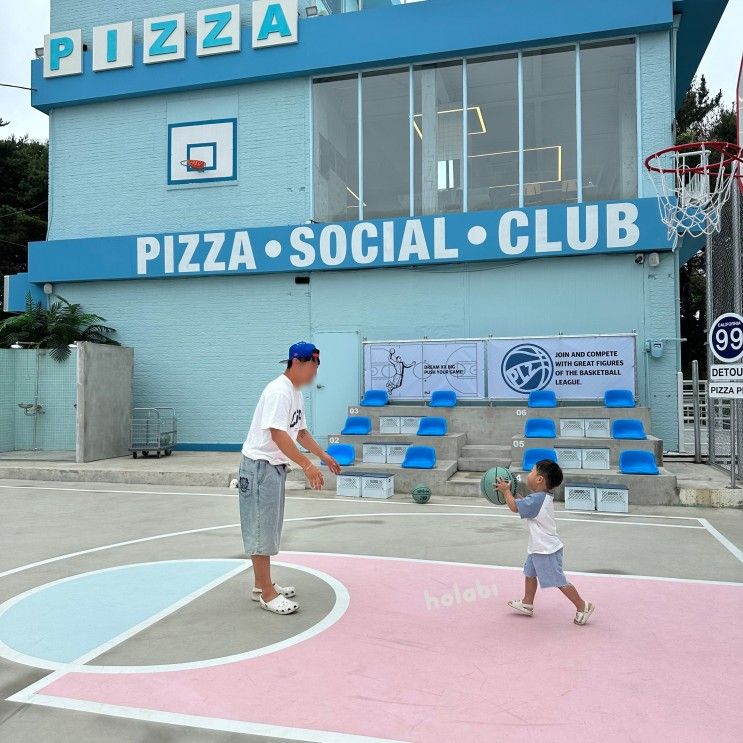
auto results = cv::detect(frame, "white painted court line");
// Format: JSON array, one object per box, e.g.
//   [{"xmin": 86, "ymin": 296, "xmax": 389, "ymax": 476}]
[
  {"xmin": 3, "ymin": 561, "xmax": 350, "ymax": 675},
  {"xmin": 0, "ymin": 482, "xmax": 704, "ymax": 520},
  {"xmin": 698, "ymin": 518, "xmax": 743, "ymax": 564},
  {"xmin": 0, "ymin": 559, "xmax": 249, "ymax": 673},
  {"xmin": 9, "ymin": 696, "xmax": 410, "ymax": 743},
  {"xmin": 0, "ymin": 509, "xmax": 716, "ymax": 582},
  {"xmin": 0, "ymin": 523, "xmax": 240, "ymax": 580},
  {"xmin": 279, "ymin": 550, "xmax": 743, "ymax": 587}
]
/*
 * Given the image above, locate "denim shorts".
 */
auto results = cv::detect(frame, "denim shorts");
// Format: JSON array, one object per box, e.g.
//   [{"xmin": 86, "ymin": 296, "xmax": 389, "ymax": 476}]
[
  {"xmin": 238, "ymin": 455, "xmax": 288, "ymax": 556},
  {"xmin": 524, "ymin": 548, "xmax": 569, "ymax": 589}
]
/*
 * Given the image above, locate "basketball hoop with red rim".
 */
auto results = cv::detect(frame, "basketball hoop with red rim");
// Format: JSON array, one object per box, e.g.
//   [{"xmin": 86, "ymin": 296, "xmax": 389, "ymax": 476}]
[
  {"xmin": 180, "ymin": 159, "xmax": 207, "ymax": 172},
  {"xmin": 644, "ymin": 140, "xmax": 743, "ymax": 240}
]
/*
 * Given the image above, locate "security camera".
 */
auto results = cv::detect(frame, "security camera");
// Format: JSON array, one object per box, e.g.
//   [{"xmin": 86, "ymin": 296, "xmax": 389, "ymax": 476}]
[{"xmin": 634, "ymin": 253, "xmax": 645, "ymax": 265}]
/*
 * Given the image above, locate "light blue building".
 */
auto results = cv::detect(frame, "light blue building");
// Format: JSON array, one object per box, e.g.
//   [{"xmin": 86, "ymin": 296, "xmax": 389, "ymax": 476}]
[{"xmin": 4, "ymin": 0, "xmax": 730, "ymax": 450}]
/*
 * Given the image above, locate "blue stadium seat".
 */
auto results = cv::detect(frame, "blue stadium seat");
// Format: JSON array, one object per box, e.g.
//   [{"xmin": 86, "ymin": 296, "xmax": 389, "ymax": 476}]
[
  {"xmin": 325, "ymin": 443, "xmax": 355, "ymax": 466},
  {"xmin": 522, "ymin": 447, "xmax": 558, "ymax": 471},
  {"xmin": 428, "ymin": 390, "xmax": 457, "ymax": 408},
  {"xmin": 524, "ymin": 418, "xmax": 557, "ymax": 438},
  {"xmin": 612, "ymin": 419, "xmax": 647, "ymax": 440},
  {"xmin": 417, "ymin": 417, "xmax": 447, "ymax": 436},
  {"xmin": 604, "ymin": 389, "xmax": 636, "ymax": 408},
  {"xmin": 528, "ymin": 390, "xmax": 557, "ymax": 408},
  {"xmin": 360, "ymin": 389, "xmax": 389, "ymax": 407},
  {"xmin": 401, "ymin": 445, "xmax": 437, "ymax": 469},
  {"xmin": 619, "ymin": 450, "xmax": 659, "ymax": 475},
  {"xmin": 341, "ymin": 416, "xmax": 372, "ymax": 435}
]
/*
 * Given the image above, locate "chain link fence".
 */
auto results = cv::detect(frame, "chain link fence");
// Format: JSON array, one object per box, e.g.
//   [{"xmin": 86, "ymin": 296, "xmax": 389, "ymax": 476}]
[{"xmin": 706, "ymin": 184, "xmax": 743, "ymax": 481}]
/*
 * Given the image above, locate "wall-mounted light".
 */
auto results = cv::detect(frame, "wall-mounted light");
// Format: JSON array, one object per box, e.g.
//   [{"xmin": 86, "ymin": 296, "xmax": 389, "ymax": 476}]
[
  {"xmin": 34, "ymin": 47, "xmax": 44, "ymax": 59},
  {"xmin": 306, "ymin": 6, "xmax": 319, "ymax": 16}
]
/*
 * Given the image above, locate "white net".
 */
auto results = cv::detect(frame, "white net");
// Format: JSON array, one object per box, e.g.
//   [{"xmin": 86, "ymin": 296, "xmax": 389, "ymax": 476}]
[{"xmin": 645, "ymin": 143, "xmax": 742, "ymax": 240}]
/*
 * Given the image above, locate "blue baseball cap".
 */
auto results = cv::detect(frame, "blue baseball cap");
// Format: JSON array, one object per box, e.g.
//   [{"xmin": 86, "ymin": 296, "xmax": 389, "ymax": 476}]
[{"xmin": 283, "ymin": 341, "xmax": 320, "ymax": 363}]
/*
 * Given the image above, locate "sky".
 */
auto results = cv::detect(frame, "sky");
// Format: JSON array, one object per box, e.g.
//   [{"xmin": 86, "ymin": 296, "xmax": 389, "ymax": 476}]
[{"xmin": 1, "ymin": 0, "xmax": 742, "ymax": 142}]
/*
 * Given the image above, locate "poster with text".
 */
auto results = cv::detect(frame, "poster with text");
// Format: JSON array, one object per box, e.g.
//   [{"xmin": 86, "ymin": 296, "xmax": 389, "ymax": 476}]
[
  {"xmin": 421, "ymin": 341, "xmax": 486, "ymax": 399},
  {"xmin": 486, "ymin": 335, "xmax": 636, "ymax": 400}
]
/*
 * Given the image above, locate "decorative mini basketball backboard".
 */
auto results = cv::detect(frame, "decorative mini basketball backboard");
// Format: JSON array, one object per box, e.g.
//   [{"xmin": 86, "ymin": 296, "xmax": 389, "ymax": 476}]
[{"xmin": 167, "ymin": 118, "xmax": 237, "ymax": 185}]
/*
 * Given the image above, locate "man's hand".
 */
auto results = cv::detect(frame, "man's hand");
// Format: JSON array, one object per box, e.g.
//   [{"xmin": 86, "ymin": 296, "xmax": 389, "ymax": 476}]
[
  {"xmin": 321, "ymin": 453, "xmax": 342, "ymax": 475},
  {"xmin": 303, "ymin": 463, "xmax": 325, "ymax": 490}
]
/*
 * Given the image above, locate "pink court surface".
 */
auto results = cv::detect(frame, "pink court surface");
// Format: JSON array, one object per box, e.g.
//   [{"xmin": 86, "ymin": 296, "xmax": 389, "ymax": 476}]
[{"xmin": 0, "ymin": 479, "xmax": 742, "ymax": 742}]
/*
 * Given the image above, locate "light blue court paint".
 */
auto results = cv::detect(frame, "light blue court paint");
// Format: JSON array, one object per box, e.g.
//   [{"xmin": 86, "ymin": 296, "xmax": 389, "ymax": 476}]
[{"xmin": 0, "ymin": 560, "xmax": 244, "ymax": 664}]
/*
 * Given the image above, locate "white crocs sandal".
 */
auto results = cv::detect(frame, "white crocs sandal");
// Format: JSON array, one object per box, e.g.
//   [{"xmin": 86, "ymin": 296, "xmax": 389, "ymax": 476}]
[
  {"xmin": 508, "ymin": 599, "xmax": 534, "ymax": 616},
  {"xmin": 251, "ymin": 583, "xmax": 296, "ymax": 602},
  {"xmin": 259, "ymin": 593, "xmax": 299, "ymax": 615}
]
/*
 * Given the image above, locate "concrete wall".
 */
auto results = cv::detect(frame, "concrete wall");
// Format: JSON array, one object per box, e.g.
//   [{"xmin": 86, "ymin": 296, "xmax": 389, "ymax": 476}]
[{"xmin": 76, "ymin": 343, "xmax": 134, "ymax": 462}]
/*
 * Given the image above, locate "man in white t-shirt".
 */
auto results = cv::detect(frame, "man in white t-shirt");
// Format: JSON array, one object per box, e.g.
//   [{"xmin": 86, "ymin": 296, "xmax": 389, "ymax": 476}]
[{"xmin": 239, "ymin": 341, "xmax": 341, "ymax": 615}]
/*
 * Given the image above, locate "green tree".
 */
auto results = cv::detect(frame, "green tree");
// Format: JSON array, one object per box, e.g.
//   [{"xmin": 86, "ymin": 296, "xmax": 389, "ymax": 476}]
[
  {"xmin": 0, "ymin": 130, "xmax": 48, "ymax": 320},
  {"xmin": 0, "ymin": 294, "xmax": 119, "ymax": 362}
]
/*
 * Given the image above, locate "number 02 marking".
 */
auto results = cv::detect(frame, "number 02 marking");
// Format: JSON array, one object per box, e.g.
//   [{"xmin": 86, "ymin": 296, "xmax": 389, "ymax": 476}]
[{"xmin": 329, "ymin": 436, "xmax": 340, "ymax": 444}]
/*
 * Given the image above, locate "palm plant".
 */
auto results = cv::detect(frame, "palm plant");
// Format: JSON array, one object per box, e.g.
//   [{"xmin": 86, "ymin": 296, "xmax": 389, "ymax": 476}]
[{"xmin": 0, "ymin": 293, "xmax": 119, "ymax": 362}]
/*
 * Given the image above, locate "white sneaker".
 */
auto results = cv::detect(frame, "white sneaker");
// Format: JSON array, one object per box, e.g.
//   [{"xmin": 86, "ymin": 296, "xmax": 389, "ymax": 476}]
[{"xmin": 508, "ymin": 599, "xmax": 534, "ymax": 616}]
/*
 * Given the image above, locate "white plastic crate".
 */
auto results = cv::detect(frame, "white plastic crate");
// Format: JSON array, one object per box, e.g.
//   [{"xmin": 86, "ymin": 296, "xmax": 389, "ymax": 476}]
[
  {"xmin": 400, "ymin": 416, "xmax": 421, "ymax": 434},
  {"xmin": 596, "ymin": 484, "xmax": 629, "ymax": 513},
  {"xmin": 582, "ymin": 448, "xmax": 610, "ymax": 470},
  {"xmin": 336, "ymin": 473, "xmax": 362, "ymax": 498},
  {"xmin": 564, "ymin": 483, "xmax": 596, "ymax": 511},
  {"xmin": 380, "ymin": 416, "xmax": 401, "ymax": 434},
  {"xmin": 386, "ymin": 443, "xmax": 409, "ymax": 465},
  {"xmin": 585, "ymin": 418, "xmax": 610, "ymax": 438},
  {"xmin": 361, "ymin": 474, "xmax": 394, "ymax": 499},
  {"xmin": 362, "ymin": 443, "xmax": 387, "ymax": 464},
  {"xmin": 556, "ymin": 447, "xmax": 583, "ymax": 469},
  {"xmin": 559, "ymin": 419, "xmax": 586, "ymax": 438}
]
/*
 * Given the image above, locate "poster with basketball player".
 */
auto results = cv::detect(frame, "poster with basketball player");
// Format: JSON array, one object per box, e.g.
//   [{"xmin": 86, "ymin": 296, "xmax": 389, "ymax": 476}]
[
  {"xmin": 363, "ymin": 341, "xmax": 486, "ymax": 399},
  {"xmin": 364, "ymin": 342, "xmax": 424, "ymax": 399},
  {"xmin": 486, "ymin": 335, "xmax": 636, "ymax": 400}
]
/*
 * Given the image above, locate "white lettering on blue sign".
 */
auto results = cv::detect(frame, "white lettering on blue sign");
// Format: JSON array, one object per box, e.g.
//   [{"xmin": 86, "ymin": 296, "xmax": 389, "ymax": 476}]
[
  {"xmin": 132, "ymin": 204, "xmax": 648, "ymax": 278},
  {"xmin": 28, "ymin": 200, "xmax": 671, "ymax": 285},
  {"xmin": 50, "ymin": 2, "xmax": 299, "ymax": 78}
]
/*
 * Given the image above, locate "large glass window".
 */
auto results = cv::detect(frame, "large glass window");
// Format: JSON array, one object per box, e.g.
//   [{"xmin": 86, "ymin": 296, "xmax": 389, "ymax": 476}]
[
  {"xmin": 313, "ymin": 75, "xmax": 359, "ymax": 222},
  {"xmin": 311, "ymin": 39, "xmax": 638, "ymax": 221},
  {"xmin": 580, "ymin": 39, "xmax": 637, "ymax": 201},
  {"xmin": 466, "ymin": 54, "xmax": 519, "ymax": 211},
  {"xmin": 413, "ymin": 61, "xmax": 463, "ymax": 215},
  {"xmin": 523, "ymin": 46, "xmax": 577, "ymax": 206},
  {"xmin": 363, "ymin": 68, "xmax": 410, "ymax": 218}
]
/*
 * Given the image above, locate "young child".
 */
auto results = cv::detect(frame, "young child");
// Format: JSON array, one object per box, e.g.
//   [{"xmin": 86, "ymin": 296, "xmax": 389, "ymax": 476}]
[{"xmin": 496, "ymin": 459, "xmax": 595, "ymax": 625}]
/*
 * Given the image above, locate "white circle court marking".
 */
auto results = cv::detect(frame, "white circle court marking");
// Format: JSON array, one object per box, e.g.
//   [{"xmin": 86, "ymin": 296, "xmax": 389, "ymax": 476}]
[{"xmin": 0, "ymin": 559, "xmax": 350, "ymax": 674}]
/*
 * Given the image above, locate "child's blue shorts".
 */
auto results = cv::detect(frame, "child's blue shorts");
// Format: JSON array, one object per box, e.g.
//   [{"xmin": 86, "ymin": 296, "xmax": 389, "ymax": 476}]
[{"xmin": 524, "ymin": 548, "xmax": 569, "ymax": 588}]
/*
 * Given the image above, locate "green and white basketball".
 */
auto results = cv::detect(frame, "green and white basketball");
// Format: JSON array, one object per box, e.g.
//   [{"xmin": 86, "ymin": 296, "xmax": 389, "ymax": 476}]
[
  {"xmin": 480, "ymin": 466, "xmax": 517, "ymax": 505},
  {"xmin": 411, "ymin": 485, "xmax": 432, "ymax": 504}
]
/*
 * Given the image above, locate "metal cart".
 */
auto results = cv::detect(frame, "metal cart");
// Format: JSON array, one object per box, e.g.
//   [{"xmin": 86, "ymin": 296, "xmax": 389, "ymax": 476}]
[{"xmin": 130, "ymin": 407, "xmax": 177, "ymax": 458}]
